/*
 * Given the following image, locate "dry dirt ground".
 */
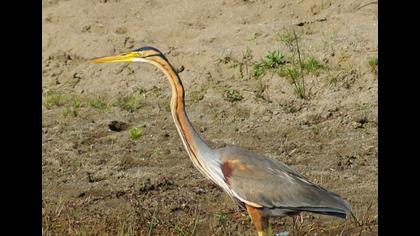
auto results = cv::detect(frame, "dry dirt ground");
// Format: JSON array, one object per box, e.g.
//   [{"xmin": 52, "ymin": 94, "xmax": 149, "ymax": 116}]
[{"xmin": 42, "ymin": 0, "xmax": 378, "ymax": 235}]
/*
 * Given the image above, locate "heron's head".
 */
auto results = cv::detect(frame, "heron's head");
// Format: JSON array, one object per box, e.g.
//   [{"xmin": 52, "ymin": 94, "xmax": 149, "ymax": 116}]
[{"xmin": 90, "ymin": 46, "xmax": 166, "ymax": 64}]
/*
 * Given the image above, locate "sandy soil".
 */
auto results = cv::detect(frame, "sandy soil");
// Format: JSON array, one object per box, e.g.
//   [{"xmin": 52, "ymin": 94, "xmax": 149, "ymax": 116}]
[{"xmin": 42, "ymin": 0, "xmax": 378, "ymax": 235}]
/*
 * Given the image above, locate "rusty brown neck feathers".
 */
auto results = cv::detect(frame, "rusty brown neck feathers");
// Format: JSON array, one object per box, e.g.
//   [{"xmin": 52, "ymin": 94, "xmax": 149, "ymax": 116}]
[{"xmin": 146, "ymin": 56, "xmax": 214, "ymax": 177}]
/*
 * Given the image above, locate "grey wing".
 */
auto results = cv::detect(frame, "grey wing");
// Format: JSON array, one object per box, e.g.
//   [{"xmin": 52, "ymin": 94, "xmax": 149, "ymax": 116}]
[{"xmin": 217, "ymin": 146, "xmax": 350, "ymax": 218}]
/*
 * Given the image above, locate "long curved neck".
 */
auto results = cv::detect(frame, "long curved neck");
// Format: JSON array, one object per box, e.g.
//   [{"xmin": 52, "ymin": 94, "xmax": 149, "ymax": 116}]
[{"xmin": 147, "ymin": 56, "xmax": 214, "ymax": 175}]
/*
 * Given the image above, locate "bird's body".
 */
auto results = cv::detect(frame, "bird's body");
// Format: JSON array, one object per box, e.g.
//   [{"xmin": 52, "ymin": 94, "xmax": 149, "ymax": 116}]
[{"xmin": 91, "ymin": 46, "xmax": 350, "ymax": 235}]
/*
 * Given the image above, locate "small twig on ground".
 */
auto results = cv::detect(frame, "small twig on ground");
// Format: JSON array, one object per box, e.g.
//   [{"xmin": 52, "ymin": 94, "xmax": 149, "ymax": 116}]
[{"xmin": 293, "ymin": 29, "xmax": 306, "ymax": 99}]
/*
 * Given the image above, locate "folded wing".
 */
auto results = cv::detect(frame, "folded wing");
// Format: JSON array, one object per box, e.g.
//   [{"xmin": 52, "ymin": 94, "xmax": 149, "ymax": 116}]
[{"xmin": 218, "ymin": 146, "xmax": 350, "ymax": 218}]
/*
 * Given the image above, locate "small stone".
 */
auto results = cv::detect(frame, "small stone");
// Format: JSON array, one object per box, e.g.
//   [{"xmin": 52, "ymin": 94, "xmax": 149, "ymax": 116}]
[
  {"xmin": 351, "ymin": 121, "xmax": 363, "ymax": 129},
  {"xmin": 175, "ymin": 65, "xmax": 184, "ymax": 73}
]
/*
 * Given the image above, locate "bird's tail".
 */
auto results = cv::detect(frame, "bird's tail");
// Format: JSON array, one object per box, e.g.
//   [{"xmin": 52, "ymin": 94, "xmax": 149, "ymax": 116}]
[
  {"xmin": 307, "ymin": 184, "xmax": 351, "ymax": 218},
  {"xmin": 297, "ymin": 206, "xmax": 348, "ymax": 218},
  {"xmin": 298, "ymin": 192, "xmax": 351, "ymax": 219}
]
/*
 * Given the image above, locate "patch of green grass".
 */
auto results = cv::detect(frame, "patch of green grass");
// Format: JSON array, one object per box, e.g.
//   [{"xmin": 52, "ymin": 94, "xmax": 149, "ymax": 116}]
[
  {"xmin": 277, "ymin": 65, "xmax": 299, "ymax": 78},
  {"xmin": 63, "ymin": 95, "xmax": 84, "ymax": 117},
  {"xmin": 43, "ymin": 91, "xmax": 68, "ymax": 109},
  {"xmin": 223, "ymin": 85, "xmax": 243, "ymax": 102},
  {"xmin": 43, "ymin": 90, "xmax": 86, "ymax": 117},
  {"xmin": 43, "ymin": 91, "xmax": 86, "ymax": 112},
  {"xmin": 302, "ymin": 57, "xmax": 325, "ymax": 75},
  {"xmin": 262, "ymin": 50, "xmax": 286, "ymax": 68},
  {"xmin": 70, "ymin": 96, "xmax": 82, "ymax": 109},
  {"xmin": 275, "ymin": 29, "xmax": 316, "ymax": 99},
  {"xmin": 218, "ymin": 30, "xmax": 324, "ymax": 100},
  {"xmin": 115, "ymin": 88, "xmax": 145, "ymax": 112},
  {"xmin": 286, "ymin": 67, "xmax": 307, "ymax": 99},
  {"xmin": 128, "ymin": 127, "xmax": 144, "ymax": 140},
  {"xmin": 62, "ymin": 107, "xmax": 77, "ymax": 118},
  {"xmin": 278, "ymin": 66, "xmax": 307, "ymax": 99},
  {"xmin": 286, "ymin": 67, "xmax": 301, "ymax": 80},
  {"xmin": 250, "ymin": 50, "xmax": 285, "ymax": 79},
  {"xmin": 368, "ymin": 56, "xmax": 378, "ymax": 73},
  {"xmin": 88, "ymin": 96, "xmax": 108, "ymax": 110},
  {"xmin": 251, "ymin": 62, "xmax": 266, "ymax": 78}
]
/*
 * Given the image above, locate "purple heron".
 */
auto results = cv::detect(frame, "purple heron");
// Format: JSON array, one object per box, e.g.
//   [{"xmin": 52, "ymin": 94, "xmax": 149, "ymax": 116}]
[{"xmin": 91, "ymin": 47, "xmax": 350, "ymax": 236}]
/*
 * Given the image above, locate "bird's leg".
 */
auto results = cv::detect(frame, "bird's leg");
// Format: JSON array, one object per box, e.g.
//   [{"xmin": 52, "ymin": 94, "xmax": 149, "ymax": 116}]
[{"xmin": 246, "ymin": 204, "xmax": 270, "ymax": 236}]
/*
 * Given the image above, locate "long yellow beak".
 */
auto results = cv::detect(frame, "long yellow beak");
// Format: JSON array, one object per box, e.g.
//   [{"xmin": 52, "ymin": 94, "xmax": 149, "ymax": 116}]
[{"xmin": 90, "ymin": 52, "xmax": 140, "ymax": 64}]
